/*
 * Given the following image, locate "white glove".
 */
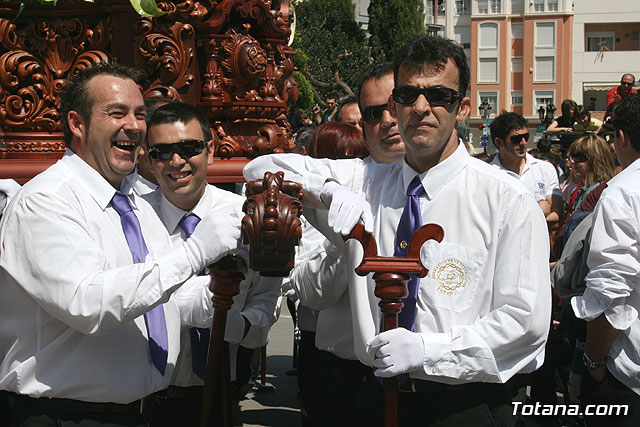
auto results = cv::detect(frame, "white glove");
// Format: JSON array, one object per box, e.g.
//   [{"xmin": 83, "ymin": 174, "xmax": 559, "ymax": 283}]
[
  {"xmin": 366, "ymin": 328, "xmax": 425, "ymax": 378},
  {"xmin": 320, "ymin": 181, "xmax": 373, "ymax": 235},
  {"xmin": 183, "ymin": 206, "xmax": 241, "ymax": 272},
  {"xmin": 224, "ymin": 310, "xmax": 248, "ymax": 344}
]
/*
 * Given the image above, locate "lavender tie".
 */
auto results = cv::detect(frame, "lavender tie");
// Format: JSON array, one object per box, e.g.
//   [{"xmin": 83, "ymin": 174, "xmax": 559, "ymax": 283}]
[
  {"xmin": 179, "ymin": 213, "xmax": 209, "ymax": 380},
  {"xmin": 111, "ymin": 193, "xmax": 168, "ymax": 375},
  {"xmin": 394, "ymin": 176, "xmax": 425, "ymax": 332}
]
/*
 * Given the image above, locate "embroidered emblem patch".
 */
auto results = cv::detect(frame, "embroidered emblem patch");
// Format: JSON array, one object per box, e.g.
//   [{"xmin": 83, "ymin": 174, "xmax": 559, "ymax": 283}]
[
  {"xmin": 537, "ymin": 181, "xmax": 545, "ymax": 190},
  {"xmin": 433, "ymin": 258, "xmax": 469, "ymax": 296}
]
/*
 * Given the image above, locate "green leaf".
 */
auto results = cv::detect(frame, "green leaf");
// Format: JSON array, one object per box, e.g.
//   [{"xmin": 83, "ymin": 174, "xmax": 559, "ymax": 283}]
[{"xmin": 129, "ymin": 0, "xmax": 166, "ymax": 17}]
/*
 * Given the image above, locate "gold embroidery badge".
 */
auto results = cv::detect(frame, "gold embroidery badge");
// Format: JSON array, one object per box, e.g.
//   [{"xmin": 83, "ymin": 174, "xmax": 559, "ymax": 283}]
[{"xmin": 433, "ymin": 258, "xmax": 469, "ymax": 296}]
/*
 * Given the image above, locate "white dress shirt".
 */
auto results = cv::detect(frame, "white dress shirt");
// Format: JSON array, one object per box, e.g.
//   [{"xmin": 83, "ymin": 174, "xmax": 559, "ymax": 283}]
[
  {"xmin": 0, "ymin": 150, "xmax": 199, "ymax": 403},
  {"xmin": 245, "ymin": 142, "xmax": 551, "ymax": 384},
  {"xmin": 572, "ymin": 157, "xmax": 640, "ymax": 396},
  {"xmin": 142, "ymin": 185, "xmax": 282, "ymax": 386},
  {"xmin": 124, "ymin": 168, "xmax": 159, "ymax": 197},
  {"xmin": 491, "ymin": 153, "xmax": 561, "ymax": 202}
]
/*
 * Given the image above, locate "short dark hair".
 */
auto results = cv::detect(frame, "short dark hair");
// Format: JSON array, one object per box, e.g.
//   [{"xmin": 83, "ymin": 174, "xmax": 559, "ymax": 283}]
[
  {"xmin": 147, "ymin": 101, "xmax": 213, "ymax": 144},
  {"xmin": 335, "ymin": 97, "xmax": 359, "ymax": 122},
  {"xmin": 393, "ymin": 35, "xmax": 470, "ymax": 94},
  {"xmin": 489, "ymin": 111, "xmax": 527, "ymax": 146},
  {"xmin": 612, "ymin": 94, "xmax": 640, "ymax": 152},
  {"xmin": 60, "ymin": 62, "xmax": 143, "ymax": 146},
  {"xmin": 357, "ymin": 62, "xmax": 394, "ymax": 109},
  {"xmin": 574, "ymin": 105, "xmax": 590, "ymax": 121}
]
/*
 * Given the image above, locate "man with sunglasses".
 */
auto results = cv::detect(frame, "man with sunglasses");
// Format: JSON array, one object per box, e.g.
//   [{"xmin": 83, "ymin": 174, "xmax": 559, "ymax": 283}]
[
  {"xmin": 0, "ymin": 63, "xmax": 240, "ymax": 426},
  {"xmin": 140, "ymin": 102, "xmax": 281, "ymax": 426},
  {"xmin": 606, "ymin": 73, "xmax": 636, "ymax": 109},
  {"xmin": 490, "ymin": 111, "xmax": 563, "ymax": 224},
  {"xmin": 244, "ymin": 35, "xmax": 550, "ymax": 426},
  {"xmin": 358, "ymin": 62, "xmax": 405, "ymax": 164}
]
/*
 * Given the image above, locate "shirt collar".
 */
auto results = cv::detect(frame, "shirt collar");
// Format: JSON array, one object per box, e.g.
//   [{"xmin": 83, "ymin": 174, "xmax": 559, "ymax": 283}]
[
  {"xmin": 159, "ymin": 184, "xmax": 211, "ymax": 234},
  {"xmin": 609, "ymin": 156, "xmax": 640, "ymax": 185},
  {"xmin": 62, "ymin": 149, "xmax": 119, "ymax": 210},
  {"xmin": 401, "ymin": 140, "xmax": 469, "ymax": 200}
]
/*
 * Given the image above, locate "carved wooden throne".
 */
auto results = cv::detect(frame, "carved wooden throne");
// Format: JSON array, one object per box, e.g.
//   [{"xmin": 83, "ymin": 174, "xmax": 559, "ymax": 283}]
[{"xmin": 0, "ymin": 0, "xmax": 297, "ymax": 183}]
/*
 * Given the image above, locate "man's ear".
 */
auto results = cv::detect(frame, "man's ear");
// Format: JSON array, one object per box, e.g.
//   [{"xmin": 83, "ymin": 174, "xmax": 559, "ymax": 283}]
[
  {"xmin": 494, "ymin": 137, "xmax": 504, "ymax": 150},
  {"xmin": 67, "ymin": 111, "xmax": 85, "ymax": 140},
  {"xmin": 206, "ymin": 140, "xmax": 214, "ymax": 166},
  {"xmin": 456, "ymin": 96, "xmax": 471, "ymax": 121}
]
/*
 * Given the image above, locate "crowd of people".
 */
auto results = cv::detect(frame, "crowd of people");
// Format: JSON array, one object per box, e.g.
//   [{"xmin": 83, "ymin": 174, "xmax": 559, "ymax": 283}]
[{"xmin": 0, "ymin": 34, "xmax": 639, "ymax": 427}]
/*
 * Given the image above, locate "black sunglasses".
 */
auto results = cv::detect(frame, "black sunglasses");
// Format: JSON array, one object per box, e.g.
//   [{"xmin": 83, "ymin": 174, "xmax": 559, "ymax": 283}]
[
  {"xmin": 392, "ymin": 85, "xmax": 463, "ymax": 106},
  {"xmin": 509, "ymin": 133, "xmax": 529, "ymax": 144},
  {"xmin": 621, "ymin": 81, "xmax": 635, "ymax": 87},
  {"xmin": 148, "ymin": 139, "xmax": 207, "ymax": 161},
  {"xmin": 570, "ymin": 153, "xmax": 588, "ymax": 163},
  {"xmin": 362, "ymin": 104, "xmax": 388, "ymax": 123}
]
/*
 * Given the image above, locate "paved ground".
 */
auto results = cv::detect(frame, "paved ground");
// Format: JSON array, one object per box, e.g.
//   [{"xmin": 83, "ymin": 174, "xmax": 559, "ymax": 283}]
[{"xmin": 234, "ymin": 302, "xmax": 302, "ymax": 427}]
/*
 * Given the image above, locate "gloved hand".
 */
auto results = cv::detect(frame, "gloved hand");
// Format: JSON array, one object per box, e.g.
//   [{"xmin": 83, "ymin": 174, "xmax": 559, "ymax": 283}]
[
  {"xmin": 320, "ymin": 181, "xmax": 373, "ymax": 236},
  {"xmin": 183, "ymin": 206, "xmax": 241, "ymax": 272},
  {"xmin": 0, "ymin": 179, "xmax": 21, "ymax": 201},
  {"xmin": 366, "ymin": 328, "xmax": 425, "ymax": 378}
]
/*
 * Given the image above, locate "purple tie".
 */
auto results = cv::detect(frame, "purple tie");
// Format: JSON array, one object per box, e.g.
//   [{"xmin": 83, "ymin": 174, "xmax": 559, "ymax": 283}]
[
  {"xmin": 179, "ymin": 213, "xmax": 210, "ymax": 380},
  {"xmin": 111, "ymin": 193, "xmax": 168, "ymax": 375},
  {"xmin": 394, "ymin": 176, "xmax": 425, "ymax": 331}
]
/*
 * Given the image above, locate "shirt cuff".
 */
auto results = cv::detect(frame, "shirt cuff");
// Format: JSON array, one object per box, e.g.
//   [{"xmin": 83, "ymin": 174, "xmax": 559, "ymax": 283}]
[
  {"xmin": 420, "ymin": 331, "xmax": 456, "ymax": 377},
  {"xmin": 572, "ymin": 290, "xmax": 638, "ymax": 330}
]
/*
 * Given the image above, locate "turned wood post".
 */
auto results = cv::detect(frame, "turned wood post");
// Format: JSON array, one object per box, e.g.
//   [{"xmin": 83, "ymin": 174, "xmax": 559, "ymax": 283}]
[
  {"xmin": 345, "ymin": 223, "xmax": 444, "ymax": 427},
  {"xmin": 200, "ymin": 171, "xmax": 302, "ymax": 427}
]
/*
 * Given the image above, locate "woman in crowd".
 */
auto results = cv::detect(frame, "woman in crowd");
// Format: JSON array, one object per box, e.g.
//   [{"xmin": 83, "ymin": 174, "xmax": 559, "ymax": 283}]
[
  {"xmin": 546, "ymin": 99, "xmax": 577, "ymax": 135},
  {"xmin": 308, "ymin": 121, "xmax": 368, "ymax": 159}
]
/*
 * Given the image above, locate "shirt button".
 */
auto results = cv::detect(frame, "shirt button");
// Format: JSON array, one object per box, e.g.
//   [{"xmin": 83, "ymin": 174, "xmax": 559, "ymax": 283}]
[
  {"xmin": 399, "ymin": 241, "xmax": 408, "ymax": 249},
  {"xmin": 431, "ymin": 367, "xmax": 438, "ymax": 374}
]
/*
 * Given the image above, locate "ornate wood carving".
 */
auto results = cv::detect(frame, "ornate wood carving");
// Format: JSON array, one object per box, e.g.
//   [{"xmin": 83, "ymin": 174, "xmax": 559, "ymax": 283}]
[
  {"xmin": 345, "ymin": 223, "xmax": 445, "ymax": 427},
  {"xmin": 0, "ymin": 0, "xmax": 296, "ymax": 175},
  {"xmin": 242, "ymin": 170, "xmax": 302, "ymax": 276}
]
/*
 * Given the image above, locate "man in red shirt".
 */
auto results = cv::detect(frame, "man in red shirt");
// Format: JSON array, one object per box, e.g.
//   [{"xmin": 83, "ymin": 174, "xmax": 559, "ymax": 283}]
[{"xmin": 606, "ymin": 73, "xmax": 637, "ymax": 109}]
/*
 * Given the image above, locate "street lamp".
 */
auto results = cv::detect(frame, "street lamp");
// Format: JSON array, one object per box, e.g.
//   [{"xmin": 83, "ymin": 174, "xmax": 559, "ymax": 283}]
[
  {"xmin": 479, "ymin": 99, "xmax": 492, "ymax": 119},
  {"xmin": 538, "ymin": 103, "xmax": 556, "ymax": 127}
]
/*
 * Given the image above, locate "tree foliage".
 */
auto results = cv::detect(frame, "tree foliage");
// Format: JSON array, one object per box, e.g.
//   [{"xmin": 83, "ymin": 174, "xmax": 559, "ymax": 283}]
[
  {"xmin": 368, "ymin": 0, "xmax": 425, "ymax": 63},
  {"xmin": 292, "ymin": 0, "xmax": 370, "ymax": 104},
  {"xmin": 292, "ymin": 70, "xmax": 314, "ymax": 112}
]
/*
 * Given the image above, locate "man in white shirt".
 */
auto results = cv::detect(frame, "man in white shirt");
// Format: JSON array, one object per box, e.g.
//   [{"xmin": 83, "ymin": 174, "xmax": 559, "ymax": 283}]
[
  {"xmin": 0, "ymin": 63, "xmax": 240, "ymax": 426},
  {"xmin": 245, "ymin": 35, "xmax": 550, "ymax": 426},
  {"xmin": 572, "ymin": 94, "xmax": 640, "ymax": 426},
  {"xmin": 290, "ymin": 61, "xmax": 404, "ymax": 427},
  {"xmin": 489, "ymin": 111, "xmax": 563, "ymax": 224},
  {"xmin": 140, "ymin": 101, "xmax": 281, "ymax": 426}
]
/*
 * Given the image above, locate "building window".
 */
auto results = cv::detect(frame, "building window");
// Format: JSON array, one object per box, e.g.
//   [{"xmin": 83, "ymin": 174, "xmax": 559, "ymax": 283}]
[
  {"xmin": 479, "ymin": 58, "xmax": 498, "ymax": 82},
  {"xmin": 534, "ymin": 90, "xmax": 555, "ymax": 112},
  {"xmin": 533, "ymin": 0, "xmax": 544, "ymax": 12},
  {"xmin": 586, "ymin": 32, "xmax": 615, "ymax": 52},
  {"xmin": 534, "ymin": 57, "xmax": 555, "ymax": 82},
  {"xmin": 535, "ymin": 22, "xmax": 555, "ymax": 47},
  {"xmin": 511, "ymin": 91, "xmax": 523, "ymax": 106},
  {"xmin": 511, "ymin": 0, "xmax": 524, "ymax": 14},
  {"xmin": 455, "ymin": 0, "xmax": 470, "ymax": 15},
  {"xmin": 478, "ymin": 0, "xmax": 501, "ymax": 14},
  {"xmin": 480, "ymin": 23, "xmax": 499, "ymax": 48},
  {"xmin": 511, "ymin": 22, "xmax": 524, "ymax": 39},
  {"xmin": 547, "ymin": 0, "xmax": 558, "ymax": 11},
  {"xmin": 511, "ymin": 57, "xmax": 523, "ymax": 73},
  {"xmin": 479, "ymin": 92, "xmax": 498, "ymax": 117}
]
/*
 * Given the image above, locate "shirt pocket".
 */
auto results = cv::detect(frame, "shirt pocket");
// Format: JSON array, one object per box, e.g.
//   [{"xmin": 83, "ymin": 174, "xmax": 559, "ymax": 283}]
[{"xmin": 419, "ymin": 240, "xmax": 486, "ymax": 314}]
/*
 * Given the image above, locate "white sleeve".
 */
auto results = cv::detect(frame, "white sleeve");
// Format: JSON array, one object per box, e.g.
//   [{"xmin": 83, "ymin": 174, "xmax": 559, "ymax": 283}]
[
  {"xmin": 572, "ymin": 194, "xmax": 640, "ymax": 330},
  {"xmin": 237, "ymin": 275, "xmax": 282, "ymax": 348},
  {"xmin": 418, "ymin": 194, "xmax": 552, "ymax": 383},
  {"xmin": 0, "ymin": 190, "xmax": 197, "ymax": 336}
]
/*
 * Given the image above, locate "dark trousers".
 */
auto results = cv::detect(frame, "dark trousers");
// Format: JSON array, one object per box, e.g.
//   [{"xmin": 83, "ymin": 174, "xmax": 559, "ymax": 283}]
[
  {"xmin": 5, "ymin": 392, "xmax": 150, "ymax": 427},
  {"xmin": 316, "ymin": 349, "xmax": 375, "ymax": 427},
  {"xmin": 297, "ymin": 331, "xmax": 321, "ymax": 426},
  {"xmin": 355, "ymin": 380, "xmax": 515, "ymax": 427},
  {"xmin": 581, "ymin": 370, "xmax": 640, "ymax": 427}
]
